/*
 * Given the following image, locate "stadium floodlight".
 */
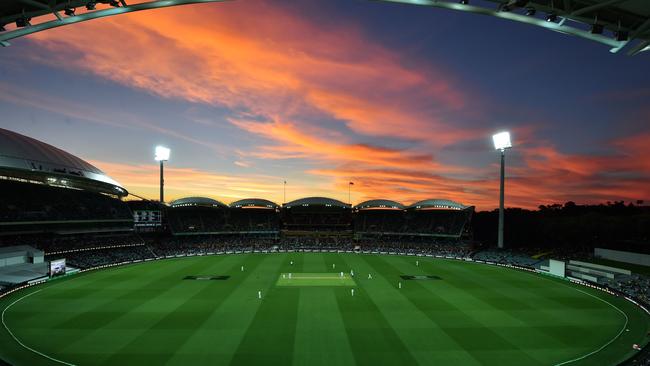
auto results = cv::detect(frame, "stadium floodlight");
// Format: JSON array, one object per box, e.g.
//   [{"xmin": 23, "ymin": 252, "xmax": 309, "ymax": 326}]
[
  {"xmin": 492, "ymin": 131, "xmax": 512, "ymax": 249},
  {"xmin": 154, "ymin": 146, "xmax": 170, "ymax": 203},
  {"xmin": 492, "ymin": 131, "xmax": 512, "ymax": 151},
  {"xmin": 155, "ymin": 146, "xmax": 170, "ymax": 161}
]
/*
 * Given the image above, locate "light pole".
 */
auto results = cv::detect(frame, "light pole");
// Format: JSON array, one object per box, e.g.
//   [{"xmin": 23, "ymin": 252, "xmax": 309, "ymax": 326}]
[
  {"xmin": 492, "ymin": 131, "xmax": 512, "ymax": 249},
  {"xmin": 283, "ymin": 180, "xmax": 287, "ymax": 203},
  {"xmin": 154, "ymin": 146, "xmax": 170, "ymax": 203},
  {"xmin": 348, "ymin": 181, "xmax": 354, "ymax": 205}
]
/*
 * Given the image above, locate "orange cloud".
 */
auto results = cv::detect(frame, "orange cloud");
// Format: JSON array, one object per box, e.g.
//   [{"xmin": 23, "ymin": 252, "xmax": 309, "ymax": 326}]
[
  {"xmin": 24, "ymin": 1, "xmax": 474, "ymax": 145},
  {"xmin": 90, "ymin": 160, "xmax": 335, "ymax": 204},
  {"xmin": 229, "ymin": 118, "xmax": 465, "ymax": 173}
]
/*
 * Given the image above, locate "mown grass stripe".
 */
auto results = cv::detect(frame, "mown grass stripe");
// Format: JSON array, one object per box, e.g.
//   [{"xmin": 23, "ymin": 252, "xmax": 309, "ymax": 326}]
[
  {"xmin": 335, "ymin": 254, "xmax": 430, "ymax": 366},
  {"xmin": 97, "ymin": 254, "xmax": 258, "ymax": 365},
  {"xmin": 292, "ymin": 253, "xmax": 356, "ymax": 366},
  {"xmin": 162, "ymin": 254, "xmax": 285, "ymax": 365},
  {"xmin": 228, "ymin": 254, "xmax": 302, "ymax": 366}
]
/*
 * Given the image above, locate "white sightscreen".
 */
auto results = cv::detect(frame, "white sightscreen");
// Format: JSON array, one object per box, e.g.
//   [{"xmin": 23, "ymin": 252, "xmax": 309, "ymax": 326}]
[{"xmin": 549, "ymin": 259, "xmax": 566, "ymax": 277}]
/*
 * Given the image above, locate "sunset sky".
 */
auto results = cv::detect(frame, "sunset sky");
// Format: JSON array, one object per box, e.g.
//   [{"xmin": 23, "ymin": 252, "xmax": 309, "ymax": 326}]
[{"xmin": 1, "ymin": 0, "xmax": 649, "ymax": 210}]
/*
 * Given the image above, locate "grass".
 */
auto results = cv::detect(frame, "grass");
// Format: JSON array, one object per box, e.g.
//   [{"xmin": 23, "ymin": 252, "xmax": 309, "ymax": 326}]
[
  {"xmin": 0, "ymin": 253, "xmax": 648, "ymax": 366},
  {"xmin": 276, "ymin": 272, "xmax": 356, "ymax": 286}
]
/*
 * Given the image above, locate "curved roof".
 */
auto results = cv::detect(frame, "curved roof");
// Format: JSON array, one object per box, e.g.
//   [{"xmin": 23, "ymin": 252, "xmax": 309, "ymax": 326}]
[
  {"xmin": 284, "ymin": 197, "xmax": 349, "ymax": 208},
  {"xmin": 1, "ymin": 1, "xmax": 649, "ymax": 55},
  {"xmin": 0, "ymin": 128, "xmax": 127, "ymax": 196},
  {"xmin": 230, "ymin": 198, "xmax": 279, "ymax": 209},
  {"xmin": 354, "ymin": 199, "xmax": 404, "ymax": 210},
  {"xmin": 408, "ymin": 199, "xmax": 468, "ymax": 211},
  {"xmin": 169, "ymin": 196, "xmax": 227, "ymax": 208}
]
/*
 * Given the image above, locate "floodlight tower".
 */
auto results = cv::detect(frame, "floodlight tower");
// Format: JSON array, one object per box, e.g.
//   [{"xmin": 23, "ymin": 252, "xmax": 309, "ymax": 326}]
[
  {"xmin": 492, "ymin": 132, "xmax": 512, "ymax": 249},
  {"xmin": 154, "ymin": 146, "xmax": 171, "ymax": 203}
]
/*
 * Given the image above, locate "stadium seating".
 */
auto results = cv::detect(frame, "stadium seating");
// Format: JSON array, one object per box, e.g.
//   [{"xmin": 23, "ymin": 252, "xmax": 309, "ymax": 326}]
[{"xmin": 0, "ymin": 180, "xmax": 131, "ymax": 223}]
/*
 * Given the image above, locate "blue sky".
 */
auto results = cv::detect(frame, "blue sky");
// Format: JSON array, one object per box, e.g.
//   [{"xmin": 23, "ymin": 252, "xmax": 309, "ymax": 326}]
[{"xmin": 0, "ymin": 0, "xmax": 648, "ymax": 209}]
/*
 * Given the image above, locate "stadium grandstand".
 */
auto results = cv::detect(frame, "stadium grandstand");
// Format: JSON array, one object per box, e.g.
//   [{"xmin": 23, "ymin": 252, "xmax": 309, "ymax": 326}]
[
  {"xmin": 0, "ymin": 129, "xmax": 476, "ymax": 242},
  {"xmin": 167, "ymin": 197, "xmax": 228, "ymax": 234},
  {"xmin": 354, "ymin": 199, "xmax": 406, "ymax": 234},
  {"xmin": 354, "ymin": 198, "xmax": 474, "ymax": 239},
  {"xmin": 0, "ymin": 128, "xmax": 133, "ymax": 236},
  {"xmin": 227, "ymin": 198, "xmax": 280, "ymax": 234},
  {"xmin": 405, "ymin": 199, "xmax": 474, "ymax": 238},
  {"xmin": 282, "ymin": 197, "xmax": 352, "ymax": 233}
]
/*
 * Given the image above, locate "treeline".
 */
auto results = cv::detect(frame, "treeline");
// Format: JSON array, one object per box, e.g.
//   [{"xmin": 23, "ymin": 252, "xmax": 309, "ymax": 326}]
[{"xmin": 473, "ymin": 201, "xmax": 650, "ymax": 253}]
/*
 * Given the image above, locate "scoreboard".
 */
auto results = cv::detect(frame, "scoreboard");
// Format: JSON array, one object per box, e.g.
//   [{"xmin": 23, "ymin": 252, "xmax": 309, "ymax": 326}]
[{"xmin": 133, "ymin": 210, "xmax": 162, "ymax": 227}]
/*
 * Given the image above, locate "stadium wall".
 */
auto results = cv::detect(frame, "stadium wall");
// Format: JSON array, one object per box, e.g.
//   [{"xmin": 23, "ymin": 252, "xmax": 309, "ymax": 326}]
[{"xmin": 595, "ymin": 248, "xmax": 650, "ymax": 267}]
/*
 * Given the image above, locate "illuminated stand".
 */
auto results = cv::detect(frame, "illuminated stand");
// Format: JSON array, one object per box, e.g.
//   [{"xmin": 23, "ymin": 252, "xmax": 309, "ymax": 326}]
[
  {"xmin": 492, "ymin": 131, "xmax": 512, "ymax": 249},
  {"xmin": 154, "ymin": 146, "xmax": 170, "ymax": 203}
]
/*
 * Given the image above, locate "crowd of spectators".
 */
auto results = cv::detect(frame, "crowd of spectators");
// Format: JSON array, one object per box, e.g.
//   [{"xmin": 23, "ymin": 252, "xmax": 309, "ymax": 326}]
[
  {"xmin": 604, "ymin": 274, "xmax": 650, "ymax": 305},
  {"xmin": 0, "ymin": 180, "xmax": 132, "ymax": 223},
  {"xmin": 38, "ymin": 235, "xmax": 144, "ymax": 254},
  {"xmin": 355, "ymin": 237, "xmax": 472, "ymax": 257},
  {"xmin": 227, "ymin": 210, "xmax": 280, "ymax": 232},
  {"xmin": 354, "ymin": 209, "xmax": 472, "ymax": 236},
  {"xmin": 472, "ymin": 250, "xmax": 543, "ymax": 267},
  {"xmin": 51, "ymin": 245, "xmax": 155, "ymax": 269},
  {"xmin": 152, "ymin": 236, "xmax": 276, "ymax": 256}
]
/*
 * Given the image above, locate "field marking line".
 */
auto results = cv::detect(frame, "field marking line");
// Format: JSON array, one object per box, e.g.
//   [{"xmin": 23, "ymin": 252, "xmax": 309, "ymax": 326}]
[
  {"xmin": 547, "ymin": 280, "xmax": 630, "ymax": 366},
  {"xmin": 2, "ymin": 289, "xmax": 77, "ymax": 366}
]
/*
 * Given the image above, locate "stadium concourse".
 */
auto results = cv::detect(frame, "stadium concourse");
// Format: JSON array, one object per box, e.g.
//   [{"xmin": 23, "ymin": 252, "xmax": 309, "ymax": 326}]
[{"xmin": 1, "ymin": 128, "xmax": 650, "ymax": 365}]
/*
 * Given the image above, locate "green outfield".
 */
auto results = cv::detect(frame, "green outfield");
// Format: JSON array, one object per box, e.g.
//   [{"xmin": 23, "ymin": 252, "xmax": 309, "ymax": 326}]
[{"xmin": 1, "ymin": 253, "xmax": 648, "ymax": 366}]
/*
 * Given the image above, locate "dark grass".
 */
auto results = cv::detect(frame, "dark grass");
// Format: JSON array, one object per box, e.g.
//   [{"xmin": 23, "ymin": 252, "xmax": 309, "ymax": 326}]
[{"xmin": 1, "ymin": 253, "xmax": 648, "ymax": 366}]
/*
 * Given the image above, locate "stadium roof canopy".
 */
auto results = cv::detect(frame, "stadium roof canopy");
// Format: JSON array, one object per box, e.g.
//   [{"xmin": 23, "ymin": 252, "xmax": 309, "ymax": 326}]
[
  {"xmin": 230, "ymin": 198, "xmax": 279, "ymax": 209},
  {"xmin": 284, "ymin": 197, "xmax": 350, "ymax": 209},
  {"xmin": 0, "ymin": 1, "xmax": 649, "ymax": 55},
  {"xmin": 354, "ymin": 199, "xmax": 405, "ymax": 210},
  {"xmin": 169, "ymin": 196, "xmax": 227, "ymax": 208},
  {"xmin": 407, "ymin": 199, "xmax": 470, "ymax": 211},
  {"xmin": 0, "ymin": 127, "xmax": 127, "ymax": 197}
]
